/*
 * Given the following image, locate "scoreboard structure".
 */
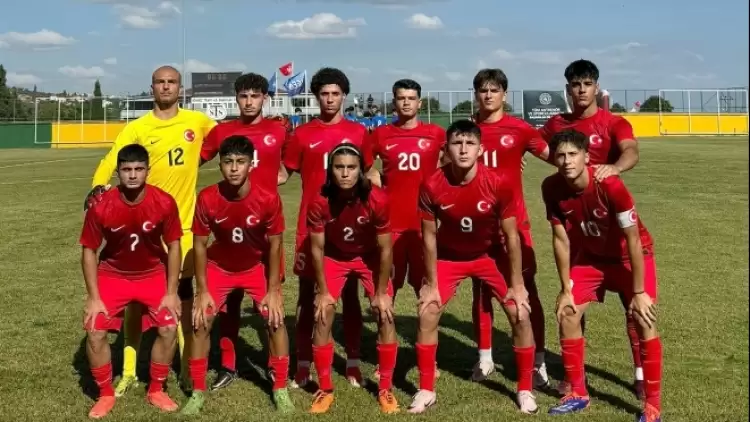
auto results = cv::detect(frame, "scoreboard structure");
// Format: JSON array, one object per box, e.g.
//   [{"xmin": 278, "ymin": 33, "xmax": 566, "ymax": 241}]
[{"xmin": 191, "ymin": 72, "xmax": 241, "ymax": 97}]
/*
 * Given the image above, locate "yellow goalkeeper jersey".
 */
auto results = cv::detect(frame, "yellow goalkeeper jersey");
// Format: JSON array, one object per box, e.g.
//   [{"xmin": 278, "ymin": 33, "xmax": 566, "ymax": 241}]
[{"xmin": 91, "ymin": 108, "xmax": 216, "ymax": 230}]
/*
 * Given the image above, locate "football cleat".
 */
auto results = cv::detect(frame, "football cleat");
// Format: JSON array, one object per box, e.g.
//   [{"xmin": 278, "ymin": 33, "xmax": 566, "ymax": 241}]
[
  {"xmin": 146, "ymin": 391, "xmax": 179, "ymax": 412},
  {"xmin": 113, "ymin": 375, "xmax": 138, "ymax": 398},
  {"xmin": 517, "ymin": 390, "xmax": 539, "ymax": 415},
  {"xmin": 407, "ymin": 389, "xmax": 437, "ymax": 414},
  {"xmin": 533, "ymin": 362, "xmax": 550, "ymax": 390},
  {"xmin": 210, "ymin": 369, "xmax": 237, "ymax": 391},
  {"xmin": 548, "ymin": 394, "xmax": 590, "ymax": 415},
  {"xmin": 272, "ymin": 388, "xmax": 295, "ymax": 413},
  {"xmin": 378, "ymin": 390, "xmax": 400, "ymax": 414},
  {"xmin": 470, "ymin": 360, "xmax": 495, "ymax": 382},
  {"xmin": 309, "ymin": 390, "xmax": 334, "ymax": 414},
  {"xmin": 88, "ymin": 396, "xmax": 116, "ymax": 419},
  {"xmin": 179, "ymin": 391, "xmax": 205, "ymax": 416},
  {"xmin": 637, "ymin": 403, "xmax": 661, "ymax": 422}
]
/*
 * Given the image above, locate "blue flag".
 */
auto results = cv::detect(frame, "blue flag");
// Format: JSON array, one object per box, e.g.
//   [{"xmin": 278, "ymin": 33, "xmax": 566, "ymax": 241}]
[
  {"xmin": 284, "ymin": 71, "xmax": 306, "ymax": 97},
  {"xmin": 268, "ymin": 72, "xmax": 278, "ymax": 97}
]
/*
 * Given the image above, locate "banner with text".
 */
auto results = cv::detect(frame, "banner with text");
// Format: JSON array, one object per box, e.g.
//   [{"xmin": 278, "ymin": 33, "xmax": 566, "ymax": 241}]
[{"xmin": 522, "ymin": 90, "xmax": 569, "ymax": 128}]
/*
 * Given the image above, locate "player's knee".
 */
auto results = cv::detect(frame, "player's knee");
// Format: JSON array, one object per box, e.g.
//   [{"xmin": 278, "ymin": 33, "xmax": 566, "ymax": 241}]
[
  {"xmin": 87, "ymin": 330, "xmax": 108, "ymax": 349},
  {"xmin": 177, "ymin": 277, "xmax": 194, "ymax": 301},
  {"xmin": 157, "ymin": 324, "xmax": 177, "ymax": 341},
  {"xmin": 559, "ymin": 309, "xmax": 582, "ymax": 333},
  {"xmin": 418, "ymin": 305, "xmax": 441, "ymax": 331},
  {"xmin": 633, "ymin": 314, "xmax": 658, "ymax": 339}
]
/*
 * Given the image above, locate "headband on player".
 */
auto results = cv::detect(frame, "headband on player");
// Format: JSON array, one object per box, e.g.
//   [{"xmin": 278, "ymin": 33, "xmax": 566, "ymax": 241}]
[{"xmin": 330, "ymin": 143, "xmax": 361, "ymax": 157}]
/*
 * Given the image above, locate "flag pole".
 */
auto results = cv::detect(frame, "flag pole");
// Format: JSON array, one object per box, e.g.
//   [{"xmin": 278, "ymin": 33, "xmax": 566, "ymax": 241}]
[
  {"xmin": 304, "ymin": 69, "xmax": 309, "ymax": 121},
  {"xmin": 274, "ymin": 70, "xmax": 279, "ymax": 116}
]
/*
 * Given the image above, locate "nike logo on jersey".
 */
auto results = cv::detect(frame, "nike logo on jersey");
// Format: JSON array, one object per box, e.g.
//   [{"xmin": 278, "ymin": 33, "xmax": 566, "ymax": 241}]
[
  {"xmin": 440, "ymin": 204, "xmax": 454, "ymax": 210},
  {"xmin": 310, "ymin": 142, "xmax": 322, "ymax": 148},
  {"xmin": 385, "ymin": 144, "xmax": 397, "ymax": 150},
  {"xmin": 215, "ymin": 217, "xmax": 228, "ymax": 223},
  {"xmin": 111, "ymin": 225, "xmax": 125, "ymax": 232}
]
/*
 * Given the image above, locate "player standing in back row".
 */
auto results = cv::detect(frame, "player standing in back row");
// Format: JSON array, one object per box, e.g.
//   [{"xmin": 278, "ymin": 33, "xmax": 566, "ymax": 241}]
[
  {"xmin": 86, "ymin": 66, "xmax": 216, "ymax": 395},
  {"xmin": 81, "ymin": 144, "xmax": 183, "ymax": 418},
  {"xmin": 279, "ymin": 67, "xmax": 373, "ymax": 389},
  {"xmin": 540, "ymin": 59, "xmax": 643, "ymax": 397},
  {"xmin": 470, "ymin": 68, "xmax": 552, "ymax": 387},
  {"xmin": 199, "ymin": 72, "xmax": 289, "ymax": 391},
  {"xmin": 542, "ymin": 129, "xmax": 662, "ymax": 422}
]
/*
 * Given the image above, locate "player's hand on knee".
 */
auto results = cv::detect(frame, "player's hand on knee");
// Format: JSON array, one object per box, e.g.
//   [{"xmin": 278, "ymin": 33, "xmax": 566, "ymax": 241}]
[
  {"xmin": 159, "ymin": 292, "xmax": 182, "ymax": 323},
  {"xmin": 261, "ymin": 290, "xmax": 285, "ymax": 329},
  {"xmin": 192, "ymin": 291, "xmax": 215, "ymax": 329},
  {"xmin": 371, "ymin": 292, "xmax": 394, "ymax": 324},
  {"xmin": 555, "ymin": 290, "xmax": 578, "ymax": 323},
  {"xmin": 417, "ymin": 284, "xmax": 442, "ymax": 317},
  {"xmin": 84, "ymin": 184, "xmax": 111, "ymax": 211},
  {"xmin": 83, "ymin": 296, "xmax": 108, "ymax": 332},
  {"xmin": 505, "ymin": 285, "xmax": 532, "ymax": 320},
  {"xmin": 629, "ymin": 292, "xmax": 656, "ymax": 328},
  {"xmin": 314, "ymin": 292, "xmax": 336, "ymax": 325}
]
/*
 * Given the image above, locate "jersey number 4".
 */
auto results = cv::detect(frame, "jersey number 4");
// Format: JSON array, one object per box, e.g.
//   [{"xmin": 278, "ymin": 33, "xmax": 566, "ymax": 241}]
[{"xmin": 169, "ymin": 147, "xmax": 185, "ymax": 166}]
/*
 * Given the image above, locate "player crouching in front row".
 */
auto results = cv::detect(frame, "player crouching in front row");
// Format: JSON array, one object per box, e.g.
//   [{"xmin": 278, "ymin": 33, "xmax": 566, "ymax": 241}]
[
  {"xmin": 307, "ymin": 143, "xmax": 399, "ymax": 414},
  {"xmin": 409, "ymin": 120, "xmax": 538, "ymax": 415},
  {"xmin": 182, "ymin": 135, "xmax": 294, "ymax": 414},
  {"xmin": 80, "ymin": 144, "xmax": 183, "ymax": 419},
  {"xmin": 542, "ymin": 129, "xmax": 662, "ymax": 422}
]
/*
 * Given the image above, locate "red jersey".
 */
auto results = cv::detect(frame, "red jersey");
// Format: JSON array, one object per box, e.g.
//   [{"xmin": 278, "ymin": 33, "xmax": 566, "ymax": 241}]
[
  {"xmin": 419, "ymin": 164, "xmax": 517, "ymax": 261},
  {"xmin": 282, "ymin": 118, "xmax": 373, "ymax": 237},
  {"xmin": 539, "ymin": 108, "xmax": 635, "ymax": 165},
  {"xmin": 542, "ymin": 167, "xmax": 653, "ymax": 263},
  {"xmin": 477, "ymin": 115, "xmax": 548, "ymax": 228},
  {"xmin": 201, "ymin": 118, "xmax": 288, "ymax": 192},
  {"xmin": 371, "ymin": 122, "xmax": 445, "ymax": 232},
  {"xmin": 79, "ymin": 185, "xmax": 183, "ymax": 277},
  {"xmin": 307, "ymin": 186, "xmax": 390, "ymax": 261},
  {"xmin": 192, "ymin": 182, "xmax": 285, "ymax": 273}
]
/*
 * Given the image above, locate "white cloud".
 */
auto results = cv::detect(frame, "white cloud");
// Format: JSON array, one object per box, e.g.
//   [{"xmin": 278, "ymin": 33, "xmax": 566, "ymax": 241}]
[
  {"xmin": 113, "ymin": 1, "xmax": 181, "ymax": 29},
  {"xmin": 267, "ymin": 13, "xmax": 366, "ymax": 39},
  {"xmin": 492, "ymin": 42, "xmax": 645, "ymax": 66},
  {"xmin": 472, "ymin": 27, "xmax": 493, "ymax": 37},
  {"xmin": 167, "ymin": 59, "xmax": 247, "ymax": 73},
  {"xmin": 476, "ymin": 59, "xmax": 489, "ymax": 69},
  {"xmin": 444, "ymin": 72, "xmax": 462, "ymax": 81},
  {"xmin": 405, "ymin": 13, "xmax": 443, "ymax": 29},
  {"xmin": 0, "ymin": 29, "xmax": 75, "ymax": 49},
  {"xmin": 386, "ymin": 69, "xmax": 435, "ymax": 83},
  {"xmin": 676, "ymin": 73, "xmax": 716, "ymax": 82},
  {"xmin": 494, "ymin": 48, "xmax": 565, "ymax": 65},
  {"xmin": 103, "ymin": 57, "xmax": 117, "ymax": 65},
  {"xmin": 684, "ymin": 50, "xmax": 705, "ymax": 62},
  {"xmin": 7, "ymin": 72, "xmax": 41, "ymax": 86},
  {"xmin": 58, "ymin": 65, "xmax": 107, "ymax": 79},
  {"xmin": 346, "ymin": 66, "xmax": 371, "ymax": 74}
]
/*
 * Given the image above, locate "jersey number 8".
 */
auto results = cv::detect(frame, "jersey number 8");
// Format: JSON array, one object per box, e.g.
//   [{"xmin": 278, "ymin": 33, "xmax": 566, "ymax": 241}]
[{"xmin": 232, "ymin": 227, "xmax": 244, "ymax": 243}]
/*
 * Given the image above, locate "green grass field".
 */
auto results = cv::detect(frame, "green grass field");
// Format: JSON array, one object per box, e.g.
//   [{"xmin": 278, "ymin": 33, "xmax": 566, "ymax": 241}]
[{"xmin": 0, "ymin": 137, "xmax": 748, "ymax": 422}]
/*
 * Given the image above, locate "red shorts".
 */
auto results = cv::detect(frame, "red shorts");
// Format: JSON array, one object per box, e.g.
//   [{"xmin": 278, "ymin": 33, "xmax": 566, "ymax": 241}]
[
  {"xmin": 293, "ymin": 234, "xmax": 314, "ymax": 279},
  {"xmin": 438, "ymin": 257, "xmax": 508, "ymax": 305},
  {"xmin": 569, "ymin": 254, "xmax": 658, "ymax": 306},
  {"xmin": 207, "ymin": 262, "xmax": 269, "ymax": 318},
  {"xmin": 324, "ymin": 256, "xmax": 394, "ymax": 301},
  {"xmin": 391, "ymin": 230, "xmax": 425, "ymax": 293},
  {"xmin": 85, "ymin": 270, "xmax": 175, "ymax": 332},
  {"xmin": 494, "ymin": 228, "xmax": 537, "ymax": 277}
]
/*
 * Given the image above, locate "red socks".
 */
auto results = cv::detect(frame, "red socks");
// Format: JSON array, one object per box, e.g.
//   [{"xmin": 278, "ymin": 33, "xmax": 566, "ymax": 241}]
[
  {"xmin": 219, "ymin": 338, "xmax": 236, "ymax": 372},
  {"xmin": 148, "ymin": 361, "xmax": 170, "ymax": 394},
  {"xmin": 269, "ymin": 355, "xmax": 290, "ymax": 391},
  {"xmin": 313, "ymin": 342, "xmax": 335, "ymax": 391},
  {"xmin": 189, "ymin": 358, "xmax": 208, "ymax": 391},
  {"xmin": 377, "ymin": 343, "xmax": 398, "ymax": 390},
  {"xmin": 471, "ymin": 279, "xmax": 494, "ymax": 350},
  {"xmin": 416, "ymin": 343, "xmax": 438, "ymax": 392},
  {"xmin": 560, "ymin": 337, "xmax": 588, "ymax": 397},
  {"xmin": 626, "ymin": 316, "xmax": 643, "ymax": 370},
  {"xmin": 641, "ymin": 337, "xmax": 663, "ymax": 411},
  {"xmin": 514, "ymin": 346, "xmax": 535, "ymax": 392},
  {"xmin": 91, "ymin": 362, "xmax": 114, "ymax": 397}
]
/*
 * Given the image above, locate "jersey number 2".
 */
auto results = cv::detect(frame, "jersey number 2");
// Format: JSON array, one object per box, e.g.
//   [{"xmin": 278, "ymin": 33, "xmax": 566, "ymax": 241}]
[{"xmin": 169, "ymin": 147, "xmax": 184, "ymax": 166}]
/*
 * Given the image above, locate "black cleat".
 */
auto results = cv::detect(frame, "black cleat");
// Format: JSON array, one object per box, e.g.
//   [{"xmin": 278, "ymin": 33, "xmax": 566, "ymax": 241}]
[{"xmin": 210, "ymin": 369, "xmax": 238, "ymax": 391}]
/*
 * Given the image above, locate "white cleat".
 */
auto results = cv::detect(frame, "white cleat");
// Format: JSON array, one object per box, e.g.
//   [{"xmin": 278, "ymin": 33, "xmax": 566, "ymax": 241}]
[
  {"xmin": 407, "ymin": 389, "xmax": 437, "ymax": 414},
  {"xmin": 533, "ymin": 362, "xmax": 550, "ymax": 390},
  {"xmin": 470, "ymin": 360, "xmax": 495, "ymax": 382},
  {"xmin": 517, "ymin": 390, "xmax": 539, "ymax": 415}
]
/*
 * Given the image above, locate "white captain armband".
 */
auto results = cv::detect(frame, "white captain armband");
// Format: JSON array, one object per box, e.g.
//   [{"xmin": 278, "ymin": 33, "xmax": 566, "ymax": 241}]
[{"xmin": 616, "ymin": 208, "xmax": 638, "ymax": 229}]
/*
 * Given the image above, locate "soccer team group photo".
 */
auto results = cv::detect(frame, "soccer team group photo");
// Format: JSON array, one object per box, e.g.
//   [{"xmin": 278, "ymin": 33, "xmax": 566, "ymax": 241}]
[{"xmin": 77, "ymin": 60, "xmax": 666, "ymax": 421}]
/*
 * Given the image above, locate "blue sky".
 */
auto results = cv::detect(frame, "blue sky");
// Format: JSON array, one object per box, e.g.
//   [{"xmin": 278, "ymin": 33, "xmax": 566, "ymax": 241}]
[{"xmin": 0, "ymin": 0, "xmax": 748, "ymax": 98}]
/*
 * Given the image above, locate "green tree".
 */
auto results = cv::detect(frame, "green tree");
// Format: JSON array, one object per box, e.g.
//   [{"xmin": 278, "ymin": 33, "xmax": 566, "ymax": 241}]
[
  {"xmin": 640, "ymin": 95, "xmax": 673, "ymax": 112},
  {"xmin": 419, "ymin": 96, "xmax": 440, "ymax": 113},
  {"xmin": 90, "ymin": 79, "xmax": 104, "ymax": 120},
  {"xmin": 452, "ymin": 100, "xmax": 472, "ymax": 114},
  {"xmin": 0, "ymin": 64, "xmax": 13, "ymax": 120},
  {"xmin": 610, "ymin": 102, "xmax": 627, "ymax": 112},
  {"xmin": 503, "ymin": 102, "xmax": 513, "ymax": 113}
]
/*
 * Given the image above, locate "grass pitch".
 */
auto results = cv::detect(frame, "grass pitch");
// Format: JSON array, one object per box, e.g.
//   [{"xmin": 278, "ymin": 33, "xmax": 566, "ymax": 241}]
[{"xmin": 0, "ymin": 136, "xmax": 747, "ymax": 421}]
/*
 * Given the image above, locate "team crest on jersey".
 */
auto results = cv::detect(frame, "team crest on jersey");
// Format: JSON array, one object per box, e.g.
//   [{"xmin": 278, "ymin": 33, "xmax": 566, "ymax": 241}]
[
  {"xmin": 356, "ymin": 216, "xmax": 368, "ymax": 225},
  {"xmin": 476, "ymin": 200, "xmax": 491, "ymax": 212},
  {"xmin": 142, "ymin": 221, "xmax": 154, "ymax": 232},
  {"xmin": 246, "ymin": 215, "xmax": 259, "ymax": 226},
  {"xmin": 592, "ymin": 208, "xmax": 608, "ymax": 219},
  {"xmin": 417, "ymin": 138, "xmax": 431, "ymax": 150},
  {"xmin": 500, "ymin": 135, "xmax": 515, "ymax": 147},
  {"xmin": 589, "ymin": 134, "xmax": 603, "ymax": 146},
  {"xmin": 184, "ymin": 129, "xmax": 196, "ymax": 142},
  {"xmin": 263, "ymin": 135, "xmax": 277, "ymax": 146}
]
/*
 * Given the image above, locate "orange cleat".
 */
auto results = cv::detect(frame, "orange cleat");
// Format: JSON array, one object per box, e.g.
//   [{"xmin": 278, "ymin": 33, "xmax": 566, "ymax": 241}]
[
  {"xmin": 378, "ymin": 390, "xmax": 400, "ymax": 414},
  {"xmin": 146, "ymin": 391, "xmax": 179, "ymax": 412},
  {"xmin": 309, "ymin": 390, "xmax": 334, "ymax": 414},
  {"xmin": 88, "ymin": 396, "xmax": 116, "ymax": 419}
]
